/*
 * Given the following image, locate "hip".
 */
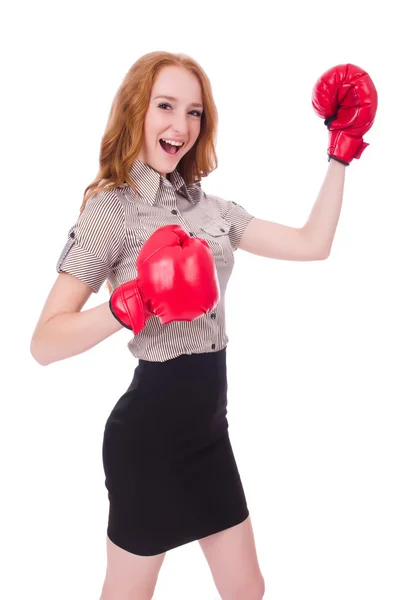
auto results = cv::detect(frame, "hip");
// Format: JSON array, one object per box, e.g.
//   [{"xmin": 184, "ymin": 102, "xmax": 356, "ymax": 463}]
[{"xmin": 104, "ymin": 348, "xmax": 229, "ymax": 446}]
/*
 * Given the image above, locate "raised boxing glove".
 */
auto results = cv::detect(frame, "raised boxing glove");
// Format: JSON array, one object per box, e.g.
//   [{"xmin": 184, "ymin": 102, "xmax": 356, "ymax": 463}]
[
  {"xmin": 312, "ymin": 63, "xmax": 378, "ymax": 165},
  {"xmin": 109, "ymin": 224, "xmax": 220, "ymax": 334}
]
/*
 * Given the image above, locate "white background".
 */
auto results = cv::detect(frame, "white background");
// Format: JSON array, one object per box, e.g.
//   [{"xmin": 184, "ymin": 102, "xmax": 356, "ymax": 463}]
[{"xmin": 2, "ymin": 0, "xmax": 396, "ymax": 598}]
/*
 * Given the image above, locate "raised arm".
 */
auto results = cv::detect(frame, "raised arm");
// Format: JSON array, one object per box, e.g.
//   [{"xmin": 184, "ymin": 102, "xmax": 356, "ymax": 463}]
[
  {"xmin": 238, "ymin": 63, "xmax": 377, "ymax": 260},
  {"xmin": 238, "ymin": 159, "xmax": 345, "ymax": 260}
]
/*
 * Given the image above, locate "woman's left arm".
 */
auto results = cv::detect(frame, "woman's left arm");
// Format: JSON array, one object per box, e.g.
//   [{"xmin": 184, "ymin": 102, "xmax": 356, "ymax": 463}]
[{"xmin": 238, "ymin": 158, "xmax": 346, "ymax": 261}]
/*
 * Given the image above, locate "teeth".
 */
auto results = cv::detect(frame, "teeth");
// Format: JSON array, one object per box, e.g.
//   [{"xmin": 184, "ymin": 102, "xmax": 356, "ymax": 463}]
[{"xmin": 160, "ymin": 139, "xmax": 184, "ymax": 146}]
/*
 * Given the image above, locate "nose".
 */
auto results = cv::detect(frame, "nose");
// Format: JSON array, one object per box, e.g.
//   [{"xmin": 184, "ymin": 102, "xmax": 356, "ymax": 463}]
[{"xmin": 169, "ymin": 110, "xmax": 190, "ymax": 136}]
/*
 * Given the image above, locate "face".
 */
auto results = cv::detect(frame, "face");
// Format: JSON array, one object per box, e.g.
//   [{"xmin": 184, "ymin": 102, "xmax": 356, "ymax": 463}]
[{"xmin": 137, "ymin": 65, "xmax": 203, "ymax": 178}]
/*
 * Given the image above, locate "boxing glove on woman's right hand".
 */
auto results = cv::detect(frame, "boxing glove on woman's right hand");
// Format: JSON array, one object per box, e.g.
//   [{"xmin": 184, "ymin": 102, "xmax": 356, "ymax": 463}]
[{"xmin": 109, "ymin": 224, "xmax": 220, "ymax": 334}]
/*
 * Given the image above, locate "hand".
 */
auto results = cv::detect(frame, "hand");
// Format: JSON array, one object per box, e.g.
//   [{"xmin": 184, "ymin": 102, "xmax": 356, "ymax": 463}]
[
  {"xmin": 312, "ymin": 63, "xmax": 378, "ymax": 165},
  {"xmin": 109, "ymin": 224, "xmax": 220, "ymax": 334}
]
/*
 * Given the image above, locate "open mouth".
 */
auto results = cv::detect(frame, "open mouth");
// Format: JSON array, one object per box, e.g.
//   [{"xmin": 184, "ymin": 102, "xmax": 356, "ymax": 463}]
[{"xmin": 159, "ymin": 139, "xmax": 185, "ymax": 156}]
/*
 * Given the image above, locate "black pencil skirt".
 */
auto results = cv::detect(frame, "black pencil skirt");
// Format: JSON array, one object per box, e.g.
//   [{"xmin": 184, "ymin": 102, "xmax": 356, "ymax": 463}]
[{"xmin": 102, "ymin": 347, "xmax": 249, "ymax": 556}]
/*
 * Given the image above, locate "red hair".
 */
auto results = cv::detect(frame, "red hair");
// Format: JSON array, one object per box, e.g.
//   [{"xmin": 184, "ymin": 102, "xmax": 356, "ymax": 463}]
[{"xmin": 81, "ymin": 50, "xmax": 220, "ymax": 207}]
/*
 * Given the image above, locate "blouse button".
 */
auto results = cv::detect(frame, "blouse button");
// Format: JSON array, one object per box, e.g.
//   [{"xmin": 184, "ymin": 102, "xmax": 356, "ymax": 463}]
[
  {"xmin": 70, "ymin": 231, "xmax": 75, "ymax": 238},
  {"xmin": 171, "ymin": 209, "xmax": 178, "ymax": 215},
  {"xmin": 220, "ymin": 228, "xmax": 225, "ymax": 233},
  {"xmin": 210, "ymin": 312, "xmax": 216, "ymax": 319},
  {"xmin": 211, "ymin": 343, "xmax": 216, "ymax": 350}
]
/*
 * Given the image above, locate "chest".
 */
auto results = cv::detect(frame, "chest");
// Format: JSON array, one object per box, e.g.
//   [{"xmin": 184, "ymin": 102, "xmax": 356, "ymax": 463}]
[{"xmin": 129, "ymin": 196, "xmax": 234, "ymax": 268}]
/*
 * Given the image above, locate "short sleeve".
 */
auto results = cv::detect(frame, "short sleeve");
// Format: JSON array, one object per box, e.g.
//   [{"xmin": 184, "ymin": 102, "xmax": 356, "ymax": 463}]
[
  {"xmin": 210, "ymin": 195, "xmax": 255, "ymax": 251},
  {"xmin": 56, "ymin": 189, "xmax": 125, "ymax": 293}
]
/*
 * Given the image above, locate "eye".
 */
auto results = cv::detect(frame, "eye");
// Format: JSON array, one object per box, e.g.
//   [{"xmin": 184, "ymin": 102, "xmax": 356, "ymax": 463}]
[{"xmin": 158, "ymin": 103, "xmax": 202, "ymax": 117}]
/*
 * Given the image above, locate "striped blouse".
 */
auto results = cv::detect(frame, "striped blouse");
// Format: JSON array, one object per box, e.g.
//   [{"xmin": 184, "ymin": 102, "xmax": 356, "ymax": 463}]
[{"xmin": 56, "ymin": 160, "xmax": 255, "ymax": 362}]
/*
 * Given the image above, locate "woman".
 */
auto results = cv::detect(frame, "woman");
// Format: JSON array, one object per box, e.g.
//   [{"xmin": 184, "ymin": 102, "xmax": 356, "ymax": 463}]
[{"xmin": 30, "ymin": 52, "xmax": 377, "ymax": 600}]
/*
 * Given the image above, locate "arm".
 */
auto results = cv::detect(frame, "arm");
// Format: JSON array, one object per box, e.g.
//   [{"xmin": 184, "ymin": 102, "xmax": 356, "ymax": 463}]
[
  {"xmin": 238, "ymin": 159, "xmax": 346, "ymax": 260},
  {"xmin": 30, "ymin": 272, "xmax": 123, "ymax": 366}
]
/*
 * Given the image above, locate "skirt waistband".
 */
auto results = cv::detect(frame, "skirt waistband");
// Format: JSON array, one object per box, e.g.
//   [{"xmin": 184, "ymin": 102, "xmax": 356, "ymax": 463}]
[{"xmin": 138, "ymin": 347, "xmax": 227, "ymax": 371}]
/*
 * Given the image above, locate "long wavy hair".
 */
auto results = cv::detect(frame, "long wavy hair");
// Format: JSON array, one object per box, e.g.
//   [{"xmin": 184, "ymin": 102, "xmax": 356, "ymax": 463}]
[{"xmin": 79, "ymin": 51, "xmax": 219, "ymax": 295}]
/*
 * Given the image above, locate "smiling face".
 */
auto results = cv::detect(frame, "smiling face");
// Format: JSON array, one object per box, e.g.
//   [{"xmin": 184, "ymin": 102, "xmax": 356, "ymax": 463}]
[{"xmin": 137, "ymin": 65, "xmax": 203, "ymax": 178}]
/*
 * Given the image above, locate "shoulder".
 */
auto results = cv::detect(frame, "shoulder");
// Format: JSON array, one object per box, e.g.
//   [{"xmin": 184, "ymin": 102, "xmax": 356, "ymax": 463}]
[
  {"xmin": 200, "ymin": 188, "xmax": 248, "ymax": 219},
  {"xmin": 82, "ymin": 187, "xmax": 126, "ymax": 228},
  {"xmin": 86, "ymin": 186, "xmax": 125, "ymax": 212}
]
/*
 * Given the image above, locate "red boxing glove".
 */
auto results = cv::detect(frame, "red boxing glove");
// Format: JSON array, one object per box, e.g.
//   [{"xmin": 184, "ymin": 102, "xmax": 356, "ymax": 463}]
[
  {"xmin": 312, "ymin": 63, "xmax": 378, "ymax": 165},
  {"xmin": 109, "ymin": 224, "xmax": 220, "ymax": 334}
]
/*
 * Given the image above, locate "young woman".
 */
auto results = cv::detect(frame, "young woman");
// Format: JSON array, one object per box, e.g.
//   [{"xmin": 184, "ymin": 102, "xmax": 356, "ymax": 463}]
[{"xmin": 30, "ymin": 53, "xmax": 377, "ymax": 600}]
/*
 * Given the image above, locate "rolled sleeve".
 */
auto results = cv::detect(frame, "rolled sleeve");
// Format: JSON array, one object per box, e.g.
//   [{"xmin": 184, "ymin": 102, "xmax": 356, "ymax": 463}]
[
  {"xmin": 211, "ymin": 195, "xmax": 255, "ymax": 251},
  {"xmin": 56, "ymin": 190, "xmax": 125, "ymax": 293}
]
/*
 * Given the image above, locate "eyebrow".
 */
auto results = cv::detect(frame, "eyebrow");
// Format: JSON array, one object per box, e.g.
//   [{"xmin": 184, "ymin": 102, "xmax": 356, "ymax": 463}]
[{"xmin": 154, "ymin": 95, "xmax": 203, "ymax": 108}]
